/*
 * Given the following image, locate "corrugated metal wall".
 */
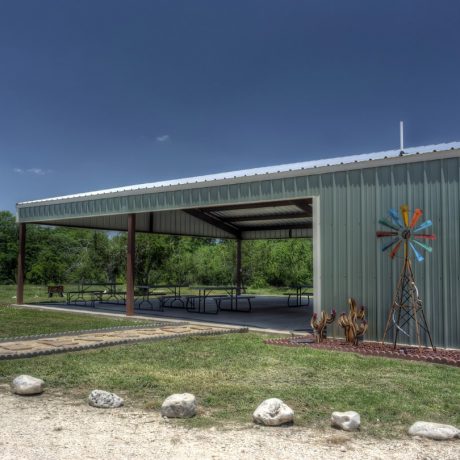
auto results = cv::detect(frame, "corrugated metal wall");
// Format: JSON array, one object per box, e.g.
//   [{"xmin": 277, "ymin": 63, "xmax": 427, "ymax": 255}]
[
  {"xmin": 17, "ymin": 155, "xmax": 460, "ymax": 347},
  {"xmin": 318, "ymin": 158, "xmax": 460, "ymax": 348}
]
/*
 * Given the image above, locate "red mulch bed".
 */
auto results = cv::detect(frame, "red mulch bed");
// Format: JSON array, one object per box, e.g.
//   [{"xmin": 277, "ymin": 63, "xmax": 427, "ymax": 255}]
[{"xmin": 264, "ymin": 335, "xmax": 460, "ymax": 367}]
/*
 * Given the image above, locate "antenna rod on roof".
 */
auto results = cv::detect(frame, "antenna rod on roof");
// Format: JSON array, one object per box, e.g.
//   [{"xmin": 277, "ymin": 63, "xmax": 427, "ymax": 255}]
[{"xmin": 400, "ymin": 121, "xmax": 404, "ymax": 151}]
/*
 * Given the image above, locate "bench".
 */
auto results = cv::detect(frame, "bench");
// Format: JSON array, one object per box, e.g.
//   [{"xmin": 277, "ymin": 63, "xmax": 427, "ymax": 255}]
[
  {"xmin": 284, "ymin": 292, "xmax": 311, "ymax": 308},
  {"xmin": 215, "ymin": 295, "xmax": 255, "ymax": 313},
  {"xmin": 159, "ymin": 295, "xmax": 186, "ymax": 309},
  {"xmin": 48, "ymin": 285, "xmax": 64, "ymax": 298},
  {"xmin": 135, "ymin": 289, "xmax": 167, "ymax": 311},
  {"xmin": 99, "ymin": 290, "xmax": 127, "ymax": 304},
  {"xmin": 66, "ymin": 290, "xmax": 104, "ymax": 308},
  {"xmin": 185, "ymin": 295, "xmax": 225, "ymax": 314}
]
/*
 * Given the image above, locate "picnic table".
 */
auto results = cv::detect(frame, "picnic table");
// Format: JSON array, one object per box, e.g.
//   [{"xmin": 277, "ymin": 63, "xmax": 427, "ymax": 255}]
[
  {"xmin": 284, "ymin": 284, "xmax": 312, "ymax": 308},
  {"xmin": 66, "ymin": 282, "xmax": 125, "ymax": 307},
  {"xmin": 136, "ymin": 285, "xmax": 185, "ymax": 311},
  {"xmin": 186, "ymin": 286, "xmax": 254, "ymax": 314}
]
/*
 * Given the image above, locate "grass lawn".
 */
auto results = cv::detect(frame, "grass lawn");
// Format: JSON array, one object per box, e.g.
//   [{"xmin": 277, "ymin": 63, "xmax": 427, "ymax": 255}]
[
  {"xmin": 0, "ymin": 329, "xmax": 458, "ymax": 437},
  {"xmin": 0, "ymin": 283, "xmax": 311, "ymax": 305},
  {"xmin": 0, "ymin": 284, "xmax": 58, "ymax": 305},
  {"xmin": 0, "ymin": 306, "xmax": 153, "ymax": 338}
]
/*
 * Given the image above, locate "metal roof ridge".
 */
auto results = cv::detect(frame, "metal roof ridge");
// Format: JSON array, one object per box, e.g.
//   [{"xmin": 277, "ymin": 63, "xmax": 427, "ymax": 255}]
[{"xmin": 17, "ymin": 141, "xmax": 460, "ymax": 205}]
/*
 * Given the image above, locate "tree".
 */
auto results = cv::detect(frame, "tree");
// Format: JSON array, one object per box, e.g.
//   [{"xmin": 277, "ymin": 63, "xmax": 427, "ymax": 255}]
[
  {"xmin": 135, "ymin": 234, "xmax": 170, "ymax": 285},
  {"xmin": 0, "ymin": 208, "xmax": 314, "ymax": 290},
  {"xmin": 0, "ymin": 211, "xmax": 18, "ymax": 283}
]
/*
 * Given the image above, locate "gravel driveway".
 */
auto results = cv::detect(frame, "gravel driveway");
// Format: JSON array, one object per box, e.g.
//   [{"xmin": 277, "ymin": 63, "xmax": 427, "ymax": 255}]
[{"xmin": 0, "ymin": 386, "xmax": 458, "ymax": 460}]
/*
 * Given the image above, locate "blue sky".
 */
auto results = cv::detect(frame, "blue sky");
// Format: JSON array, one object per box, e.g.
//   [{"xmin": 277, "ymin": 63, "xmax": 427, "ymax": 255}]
[{"xmin": 1, "ymin": 1, "xmax": 459, "ymax": 212}]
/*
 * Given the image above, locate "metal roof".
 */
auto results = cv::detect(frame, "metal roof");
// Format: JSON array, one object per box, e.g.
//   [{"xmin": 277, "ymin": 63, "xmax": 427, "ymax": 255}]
[{"xmin": 18, "ymin": 141, "xmax": 460, "ymax": 206}]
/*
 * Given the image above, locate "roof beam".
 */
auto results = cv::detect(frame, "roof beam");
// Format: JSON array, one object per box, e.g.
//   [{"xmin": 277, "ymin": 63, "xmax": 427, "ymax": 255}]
[
  {"xmin": 241, "ymin": 223, "xmax": 312, "ymax": 232},
  {"xmin": 221, "ymin": 212, "xmax": 311, "ymax": 223},
  {"xmin": 200, "ymin": 198, "xmax": 312, "ymax": 213},
  {"xmin": 291, "ymin": 201, "xmax": 313, "ymax": 215},
  {"xmin": 184, "ymin": 209, "xmax": 241, "ymax": 238}
]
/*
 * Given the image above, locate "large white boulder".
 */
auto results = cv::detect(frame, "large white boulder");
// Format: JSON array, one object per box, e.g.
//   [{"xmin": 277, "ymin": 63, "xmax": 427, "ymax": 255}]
[
  {"xmin": 11, "ymin": 375, "xmax": 45, "ymax": 395},
  {"xmin": 408, "ymin": 421, "xmax": 460, "ymax": 440},
  {"xmin": 253, "ymin": 398, "xmax": 294, "ymax": 426},
  {"xmin": 88, "ymin": 390, "xmax": 124, "ymax": 408},
  {"xmin": 331, "ymin": 411, "xmax": 361, "ymax": 431},
  {"xmin": 161, "ymin": 393, "xmax": 197, "ymax": 418}
]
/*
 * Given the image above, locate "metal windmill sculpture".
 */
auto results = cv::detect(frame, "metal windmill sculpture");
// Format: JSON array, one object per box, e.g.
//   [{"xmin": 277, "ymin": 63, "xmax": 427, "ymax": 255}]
[{"xmin": 376, "ymin": 205, "xmax": 436, "ymax": 350}]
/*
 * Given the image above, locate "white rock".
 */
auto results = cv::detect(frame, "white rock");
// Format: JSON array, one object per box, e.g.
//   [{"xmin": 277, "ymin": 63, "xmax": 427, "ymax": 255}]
[
  {"xmin": 408, "ymin": 421, "xmax": 460, "ymax": 440},
  {"xmin": 331, "ymin": 411, "xmax": 360, "ymax": 431},
  {"xmin": 252, "ymin": 398, "xmax": 294, "ymax": 426},
  {"xmin": 11, "ymin": 375, "xmax": 45, "ymax": 395},
  {"xmin": 88, "ymin": 390, "xmax": 124, "ymax": 408},
  {"xmin": 161, "ymin": 393, "xmax": 196, "ymax": 418}
]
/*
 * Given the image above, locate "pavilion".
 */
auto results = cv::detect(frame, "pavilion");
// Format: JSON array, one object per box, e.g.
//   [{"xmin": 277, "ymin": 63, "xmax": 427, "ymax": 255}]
[{"xmin": 15, "ymin": 142, "xmax": 460, "ymax": 348}]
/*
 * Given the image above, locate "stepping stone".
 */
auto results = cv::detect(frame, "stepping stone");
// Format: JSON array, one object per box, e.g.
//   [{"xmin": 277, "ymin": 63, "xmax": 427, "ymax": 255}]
[
  {"xmin": 38, "ymin": 340, "xmax": 76, "ymax": 347},
  {"xmin": 77, "ymin": 337, "xmax": 105, "ymax": 342},
  {"xmin": 160, "ymin": 327, "xmax": 190, "ymax": 333},
  {"xmin": 1, "ymin": 343, "xmax": 35, "ymax": 351}
]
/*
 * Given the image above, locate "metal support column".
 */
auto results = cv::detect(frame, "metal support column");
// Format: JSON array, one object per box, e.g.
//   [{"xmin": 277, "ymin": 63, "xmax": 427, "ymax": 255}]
[
  {"xmin": 16, "ymin": 223, "xmax": 26, "ymax": 305},
  {"xmin": 126, "ymin": 214, "xmax": 136, "ymax": 316},
  {"xmin": 236, "ymin": 239, "xmax": 242, "ymax": 295}
]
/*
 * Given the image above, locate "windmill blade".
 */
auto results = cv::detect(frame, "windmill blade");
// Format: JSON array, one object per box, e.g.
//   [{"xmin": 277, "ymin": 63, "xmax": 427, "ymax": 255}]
[
  {"xmin": 379, "ymin": 218, "xmax": 400, "ymax": 231},
  {"xmin": 412, "ymin": 239, "xmax": 433, "ymax": 253},
  {"xmin": 414, "ymin": 234, "xmax": 436, "ymax": 240},
  {"xmin": 409, "ymin": 241, "xmax": 424, "ymax": 262},
  {"xmin": 400, "ymin": 204, "xmax": 409, "ymax": 227},
  {"xmin": 382, "ymin": 237, "xmax": 401, "ymax": 252},
  {"xmin": 389, "ymin": 240, "xmax": 403, "ymax": 259},
  {"xmin": 409, "ymin": 208, "xmax": 423, "ymax": 228},
  {"xmin": 389, "ymin": 208, "xmax": 403, "ymax": 228},
  {"xmin": 376, "ymin": 231, "xmax": 398, "ymax": 237},
  {"xmin": 413, "ymin": 219, "xmax": 432, "ymax": 233}
]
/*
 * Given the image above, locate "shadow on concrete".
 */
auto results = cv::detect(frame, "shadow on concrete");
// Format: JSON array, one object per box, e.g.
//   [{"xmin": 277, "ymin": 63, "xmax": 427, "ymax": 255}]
[{"xmin": 36, "ymin": 296, "xmax": 313, "ymax": 333}]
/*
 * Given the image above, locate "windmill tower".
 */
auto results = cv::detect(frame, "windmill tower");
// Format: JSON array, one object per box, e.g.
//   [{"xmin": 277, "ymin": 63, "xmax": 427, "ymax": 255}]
[{"xmin": 376, "ymin": 205, "xmax": 436, "ymax": 350}]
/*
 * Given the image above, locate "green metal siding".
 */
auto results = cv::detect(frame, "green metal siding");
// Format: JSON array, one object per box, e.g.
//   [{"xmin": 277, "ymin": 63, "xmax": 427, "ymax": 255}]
[
  {"xmin": 319, "ymin": 158, "xmax": 460, "ymax": 348},
  {"xmin": 17, "ymin": 156, "xmax": 460, "ymax": 347}
]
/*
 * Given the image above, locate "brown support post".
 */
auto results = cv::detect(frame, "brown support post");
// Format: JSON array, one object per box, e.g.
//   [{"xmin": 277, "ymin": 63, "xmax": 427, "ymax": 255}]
[
  {"xmin": 236, "ymin": 239, "xmax": 242, "ymax": 295},
  {"xmin": 16, "ymin": 223, "xmax": 26, "ymax": 304},
  {"xmin": 126, "ymin": 214, "xmax": 136, "ymax": 316}
]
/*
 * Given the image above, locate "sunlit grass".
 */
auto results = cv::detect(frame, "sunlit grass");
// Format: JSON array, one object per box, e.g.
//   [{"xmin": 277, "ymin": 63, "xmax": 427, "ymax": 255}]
[{"xmin": 0, "ymin": 305, "xmax": 153, "ymax": 338}]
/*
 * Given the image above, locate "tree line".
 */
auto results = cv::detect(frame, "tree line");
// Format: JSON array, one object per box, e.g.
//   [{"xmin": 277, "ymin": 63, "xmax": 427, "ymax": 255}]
[{"xmin": 0, "ymin": 211, "xmax": 312, "ymax": 288}]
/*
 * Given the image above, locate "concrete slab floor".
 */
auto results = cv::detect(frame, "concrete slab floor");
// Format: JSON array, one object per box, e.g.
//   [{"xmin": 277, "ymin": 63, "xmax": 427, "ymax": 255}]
[{"xmin": 22, "ymin": 296, "xmax": 314, "ymax": 334}]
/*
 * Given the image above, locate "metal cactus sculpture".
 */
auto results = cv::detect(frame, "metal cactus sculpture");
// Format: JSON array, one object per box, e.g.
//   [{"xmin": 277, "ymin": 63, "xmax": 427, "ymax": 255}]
[
  {"xmin": 311, "ymin": 309, "xmax": 336, "ymax": 343},
  {"xmin": 338, "ymin": 298, "xmax": 368, "ymax": 346},
  {"xmin": 376, "ymin": 205, "xmax": 435, "ymax": 350}
]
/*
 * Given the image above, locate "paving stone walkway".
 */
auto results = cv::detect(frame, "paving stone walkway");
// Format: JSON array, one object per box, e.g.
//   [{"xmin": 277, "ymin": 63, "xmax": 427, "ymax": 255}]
[{"xmin": 0, "ymin": 323, "xmax": 247, "ymax": 360}]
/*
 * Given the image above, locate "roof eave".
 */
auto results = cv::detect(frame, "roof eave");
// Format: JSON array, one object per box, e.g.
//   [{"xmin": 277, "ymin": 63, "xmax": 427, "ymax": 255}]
[{"xmin": 16, "ymin": 146, "xmax": 460, "ymax": 208}]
